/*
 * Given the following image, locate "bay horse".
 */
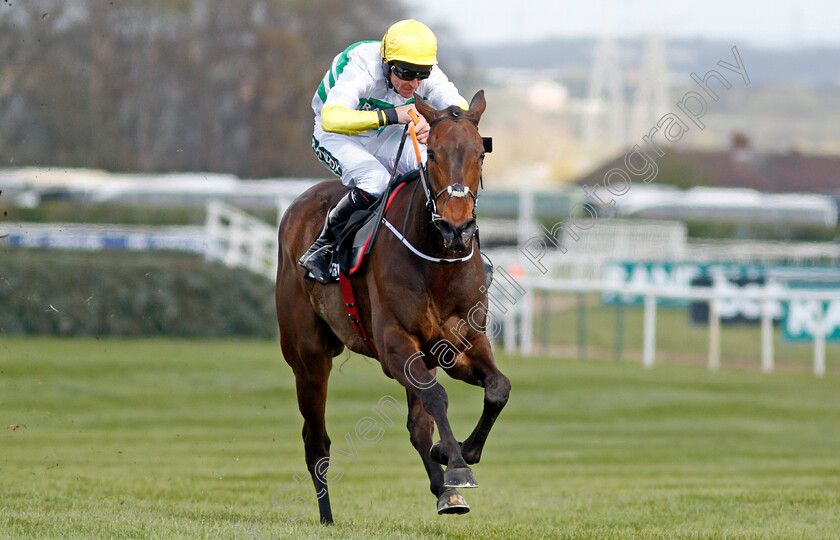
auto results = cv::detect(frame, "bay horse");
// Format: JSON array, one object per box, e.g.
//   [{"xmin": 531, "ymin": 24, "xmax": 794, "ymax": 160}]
[{"xmin": 275, "ymin": 90, "xmax": 510, "ymax": 523}]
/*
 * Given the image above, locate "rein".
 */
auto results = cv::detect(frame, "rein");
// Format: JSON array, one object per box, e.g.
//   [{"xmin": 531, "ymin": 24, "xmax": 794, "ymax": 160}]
[
  {"xmin": 365, "ymin": 125, "xmax": 410, "ymax": 252},
  {"xmin": 382, "ymin": 218, "xmax": 475, "ymax": 263}
]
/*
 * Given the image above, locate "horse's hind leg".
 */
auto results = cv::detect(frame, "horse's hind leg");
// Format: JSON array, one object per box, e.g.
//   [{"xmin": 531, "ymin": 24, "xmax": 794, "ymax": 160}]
[
  {"xmin": 278, "ymin": 287, "xmax": 342, "ymax": 524},
  {"xmin": 405, "ymin": 386, "xmax": 470, "ymax": 514},
  {"xmin": 292, "ymin": 357, "xmax": 334, "ymax": 524}
]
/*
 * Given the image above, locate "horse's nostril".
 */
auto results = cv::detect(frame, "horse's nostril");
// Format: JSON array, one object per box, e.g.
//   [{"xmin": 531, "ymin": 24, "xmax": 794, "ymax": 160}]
[
  {"xmin": 439, "ymin": 220, "xmax": 457, "ymax": 242},
  {"xmin": 439, "ymin": 219, "xmax": 476, "ymax": 252},
  {"xmin": 459, "ymin": 219, "xmax": 477, "ymax": 241}
]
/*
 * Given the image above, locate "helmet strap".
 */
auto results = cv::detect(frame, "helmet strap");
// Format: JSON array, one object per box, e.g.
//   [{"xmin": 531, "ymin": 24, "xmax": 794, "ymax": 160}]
[{"xmin": 382, "ymin": 61, "xmax": 396, "ymax": 92}]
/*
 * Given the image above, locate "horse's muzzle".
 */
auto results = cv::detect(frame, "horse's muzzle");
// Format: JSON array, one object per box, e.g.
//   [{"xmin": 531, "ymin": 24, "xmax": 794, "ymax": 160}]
[{"xmin": 439, "ymin": 218, "xmax": 477, "ymax": 253}]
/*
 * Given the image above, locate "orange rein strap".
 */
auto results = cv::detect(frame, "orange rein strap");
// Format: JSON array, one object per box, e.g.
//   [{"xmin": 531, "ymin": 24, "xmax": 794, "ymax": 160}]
[
  {"xmin": 407, "ymin": 109, "xmax": 424, "ymax": 165},
  {"xmin": 406, "ymin": 109, "xmax": 440, "ymax": 224}
]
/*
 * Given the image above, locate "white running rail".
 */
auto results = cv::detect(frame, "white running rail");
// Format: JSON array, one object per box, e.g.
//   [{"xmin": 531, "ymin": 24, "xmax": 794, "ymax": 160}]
[
  {"xmin": 205, "ymin": 200, "xmax": 277, "ymax": 280},
  {"xmin": 514, "ymin": 278, "xmax": 840, "ymax": 377}
]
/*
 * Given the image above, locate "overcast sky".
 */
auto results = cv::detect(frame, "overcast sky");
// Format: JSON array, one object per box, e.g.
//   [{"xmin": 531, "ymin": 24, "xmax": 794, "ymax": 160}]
[{"xmin": 407, "ymin": 0, "xmax": 840, "ymax": 48}]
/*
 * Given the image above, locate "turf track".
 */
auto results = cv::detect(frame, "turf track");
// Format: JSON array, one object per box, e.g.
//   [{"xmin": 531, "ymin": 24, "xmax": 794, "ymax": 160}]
[{"xmin": 2, "ymin": 338, "xmax": 839, "ymax": 539}]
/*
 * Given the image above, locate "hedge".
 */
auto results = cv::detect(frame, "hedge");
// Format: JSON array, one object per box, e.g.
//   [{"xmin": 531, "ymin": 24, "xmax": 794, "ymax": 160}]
[{"xmin": 0, "ymin": 249, "xmax": 278, "ymax": 338}]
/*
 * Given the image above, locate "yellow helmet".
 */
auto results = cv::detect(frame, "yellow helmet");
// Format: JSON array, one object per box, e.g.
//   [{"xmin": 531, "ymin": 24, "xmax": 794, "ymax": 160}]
[{"xmin": 380, "ymin": 19, "xmax": 438, "ymax": 66}]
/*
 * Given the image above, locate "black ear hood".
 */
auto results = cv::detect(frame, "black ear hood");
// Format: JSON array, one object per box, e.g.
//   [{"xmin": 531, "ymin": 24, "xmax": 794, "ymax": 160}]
[{"xmin": 382, "ymin": 60, "xmax": 395, "ymax": 91}]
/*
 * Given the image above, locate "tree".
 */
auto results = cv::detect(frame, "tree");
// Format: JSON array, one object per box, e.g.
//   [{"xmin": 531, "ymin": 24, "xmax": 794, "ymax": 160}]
[{"xmin": 0, "ymin": 0, "xmax": 406, "ymax": 177}]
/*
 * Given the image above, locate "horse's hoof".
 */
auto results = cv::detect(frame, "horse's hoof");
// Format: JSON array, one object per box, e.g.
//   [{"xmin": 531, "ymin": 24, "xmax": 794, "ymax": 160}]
[
  {"xmin": 437, "ymin": 488, "xmax": 470, "ymax": 515},
  {"xmin": 443, "ymin": 467, "xmax": 479, "ymax": 489}
]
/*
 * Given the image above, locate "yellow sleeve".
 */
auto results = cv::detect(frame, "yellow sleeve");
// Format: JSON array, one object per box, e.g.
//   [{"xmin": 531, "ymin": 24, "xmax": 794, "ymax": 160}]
[
  {"xmin": 321, "ymin": 105, "xmax": 385, "ymax": 135},
  {"xmin": 456, "ymin": 101, "xmax": 469, "ymax": 110}
]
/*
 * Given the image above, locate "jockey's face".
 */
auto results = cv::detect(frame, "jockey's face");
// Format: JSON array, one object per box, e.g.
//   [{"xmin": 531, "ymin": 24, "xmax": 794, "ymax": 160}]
[{"xmin": 390, "ymin": 72, "xmax": 421, "ymax": 99}]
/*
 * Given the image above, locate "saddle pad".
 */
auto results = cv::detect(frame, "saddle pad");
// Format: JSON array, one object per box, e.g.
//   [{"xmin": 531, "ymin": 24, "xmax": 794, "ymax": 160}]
[{"xmin": 335, "ymin": 180, "xmax": 411, "ymax": 277}]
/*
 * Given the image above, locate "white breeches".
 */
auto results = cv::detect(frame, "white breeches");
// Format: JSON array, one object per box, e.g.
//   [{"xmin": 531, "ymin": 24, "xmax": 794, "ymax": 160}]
[{"xmin": 312, "ymin": 121, "xmax": 427, "ymax": 196}]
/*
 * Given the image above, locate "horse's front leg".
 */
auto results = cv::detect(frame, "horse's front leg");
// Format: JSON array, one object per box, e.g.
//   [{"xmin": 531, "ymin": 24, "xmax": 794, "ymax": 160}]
[
  {"xmin": 432, "ymin": 336, "xmax": 510, "ymax": 466},
  {"xmin": 380, "ymin": 326, "xmax": 479, "ymax": 489},
  {"xmin": 404, "ymin": 385, "xmax": 471, "ymax": 514}
]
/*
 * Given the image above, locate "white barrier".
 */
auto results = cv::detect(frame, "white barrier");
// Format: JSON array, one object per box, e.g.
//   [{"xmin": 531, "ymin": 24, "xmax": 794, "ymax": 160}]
[
  {"xmin": 1, "ymin": 222, "xmax": 207, "ymax": 252},
  {"xmin": 204, "ymin": 200, "xmax": 277, "ymax": 280},
  {"xmin": 517, "ymin": 278, "xmax": 840, "ymax": 377}
]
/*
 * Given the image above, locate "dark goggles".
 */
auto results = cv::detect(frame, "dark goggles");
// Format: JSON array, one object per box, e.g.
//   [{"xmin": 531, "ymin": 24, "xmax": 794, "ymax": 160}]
[{"xmin": 391, "ymin": 63, "xmax": 431, "ymax": 81}]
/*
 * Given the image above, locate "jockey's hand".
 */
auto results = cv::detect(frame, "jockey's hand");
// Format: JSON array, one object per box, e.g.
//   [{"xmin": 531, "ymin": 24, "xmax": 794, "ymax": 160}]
[{"xmin": 395, "ymin": 104, "xmax": 430, "ymax": 145}]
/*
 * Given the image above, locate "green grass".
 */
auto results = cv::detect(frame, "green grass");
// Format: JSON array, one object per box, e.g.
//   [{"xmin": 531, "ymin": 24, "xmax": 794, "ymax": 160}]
[{"xmin": 2, "ymin": 338, "xmax": 839, "ymax": 539}]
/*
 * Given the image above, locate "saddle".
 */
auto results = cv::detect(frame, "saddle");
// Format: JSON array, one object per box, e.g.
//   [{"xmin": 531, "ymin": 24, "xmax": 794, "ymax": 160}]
[{"xmin": 323, "ymin": 170, "xmax": 420, "ymax": 282}]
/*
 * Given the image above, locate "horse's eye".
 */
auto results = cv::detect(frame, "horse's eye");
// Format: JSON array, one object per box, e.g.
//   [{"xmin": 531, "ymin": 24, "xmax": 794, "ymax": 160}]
[
  {"xmin": 427, "ymin": 151, "xmax": 436, "ymax": 162},
  {"xmin": 479, "ymin": 153, "xmax": 485, "ymax": 163}
]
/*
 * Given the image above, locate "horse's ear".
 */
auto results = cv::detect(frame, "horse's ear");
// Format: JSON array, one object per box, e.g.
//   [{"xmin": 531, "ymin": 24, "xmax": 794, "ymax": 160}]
[
  {"xmin": 413, "ymin": 94, "xmax": 444, "ymax": 123},
  {"xmin": 466, "ymin": 90, "xmax": 486, "ymax": 123}
]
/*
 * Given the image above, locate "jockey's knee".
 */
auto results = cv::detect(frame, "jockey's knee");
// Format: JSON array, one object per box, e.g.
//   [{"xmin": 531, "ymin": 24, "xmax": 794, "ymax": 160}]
[
  {"xmin": 344, "ymin": 165, "xmax": 390, "ymax": 198},
  {"xmin": 349, "ymin": 187, "xmax": 377, "ymax": 210}
]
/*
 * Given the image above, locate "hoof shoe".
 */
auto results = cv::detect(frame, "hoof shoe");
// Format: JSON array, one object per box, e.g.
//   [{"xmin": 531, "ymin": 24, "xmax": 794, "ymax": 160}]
[
  {"xmin": 443, "ymin": 467, "xmax": 479, "ymax": 489},
  {"xmin": 437, "ymin": 488, "xmax": 470, "ymax": 515}
]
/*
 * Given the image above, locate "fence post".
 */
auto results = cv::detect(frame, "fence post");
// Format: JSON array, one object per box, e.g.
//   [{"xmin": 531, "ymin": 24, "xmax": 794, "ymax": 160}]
[
  {"xmin": 205, "ymin": 201, "xmax": 221, "ymax": 261},
  {"xmin": 708, "ymin": 298, "xmax": 721, "ymax": 371},
  {"xmin": 504, "ymin": 302, "xmax": 517, "ymax": 355},
  {"xmin": 517, "ymin": 172, "xmax": 535, "ymax": 248},
  {"xmin": 229, "ymin": 212, "xmax": 245, "ymax": 267},
  {"xmin": 814, "ymin": 301, "xmax": 826, "ymax": 377},
  {"xmin": 761, "ymin": 299, "xmax": 774, "ymax": 373},
  {"xmin": 643, "ymin": 295, "xmax": 656, "ymax": 368},
  {"xmin": 520, "ymin": 288, "xmax": 534, "ymax": 355},
  {"xmin": 249, "ymin": 221, "xmax": 261, "ymax": 273}
]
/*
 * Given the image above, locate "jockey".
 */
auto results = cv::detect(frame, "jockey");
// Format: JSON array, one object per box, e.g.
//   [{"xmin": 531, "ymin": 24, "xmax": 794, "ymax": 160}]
[{"xmin": 300, "ymin": 19, "xmax": 469, "ymax": 283}]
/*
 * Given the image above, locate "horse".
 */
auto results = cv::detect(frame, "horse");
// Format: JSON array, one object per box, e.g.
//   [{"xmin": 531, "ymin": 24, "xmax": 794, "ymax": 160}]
[{"xmin": 275, "ymin": 90, "xmax": 510, "ymax": 523}]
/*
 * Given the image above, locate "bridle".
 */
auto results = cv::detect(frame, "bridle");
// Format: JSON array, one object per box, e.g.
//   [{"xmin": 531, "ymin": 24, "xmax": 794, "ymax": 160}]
[
  {"xmin": 417, "ymin": 112, "xmax": 484, "ymax": 230},
  {"xmin": 380, "ymin": 108, "xmax": 490, "ymax": 264}
]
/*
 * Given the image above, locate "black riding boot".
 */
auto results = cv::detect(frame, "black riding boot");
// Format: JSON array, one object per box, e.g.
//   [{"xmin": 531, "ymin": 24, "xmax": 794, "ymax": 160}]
[{"xmin": 299, "ymin": 188, "xmax": 375, "ymax": 283}]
